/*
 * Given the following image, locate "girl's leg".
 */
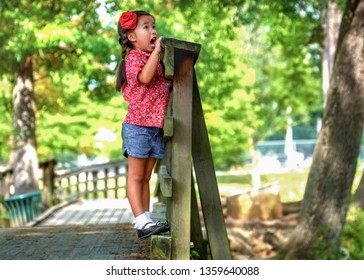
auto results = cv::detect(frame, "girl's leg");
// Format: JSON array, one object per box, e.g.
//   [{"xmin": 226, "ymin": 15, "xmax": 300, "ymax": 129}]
[
  {"xmin": 127, "ymin": 156, "xmax": 147, "ymax": 218},
  {"xmin": 127, "ymin": 155, "xmax": 168, "ymax": 240},
  {"xmin": 141, "ymin": 157, "xmax": 157, "ymax": 212}
]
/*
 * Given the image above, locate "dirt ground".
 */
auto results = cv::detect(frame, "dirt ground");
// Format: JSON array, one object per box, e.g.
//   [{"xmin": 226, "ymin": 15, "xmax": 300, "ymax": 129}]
[{"xmin": 225, "ymin": 213, "xmax": 298, "ymax": 260}]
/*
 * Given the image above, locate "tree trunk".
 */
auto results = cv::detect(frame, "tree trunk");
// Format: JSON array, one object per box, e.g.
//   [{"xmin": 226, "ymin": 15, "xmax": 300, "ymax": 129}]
[
  {"xmin": 322, "ymin": 1, "xmax": 342, "ymax": 106},
  {"xmin": 12, "ymin": 55, "xmax": 39, "ymax": 194},
  {"xmin": 354, "ymin": 172, "xmax": 364, "ymax": 209},
  {"xmin": 285, "ymin": 0, "xmax": 364, "ymax": 259}
]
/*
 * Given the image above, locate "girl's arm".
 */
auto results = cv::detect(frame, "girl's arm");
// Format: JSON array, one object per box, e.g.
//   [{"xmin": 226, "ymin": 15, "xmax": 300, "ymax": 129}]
[{"xmin": 138, "ymin": 37, "xmax": 163, "ymax": 84}]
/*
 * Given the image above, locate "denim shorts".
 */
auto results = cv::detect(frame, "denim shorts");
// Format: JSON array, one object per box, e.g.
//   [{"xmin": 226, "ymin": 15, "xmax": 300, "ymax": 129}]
[{"xmin": 122, "ymin": 123, "xmax": 164, "ymax": 159}]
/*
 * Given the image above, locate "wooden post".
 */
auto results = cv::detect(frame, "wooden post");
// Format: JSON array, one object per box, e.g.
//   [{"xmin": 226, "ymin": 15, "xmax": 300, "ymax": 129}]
[
  {"xmin": 114, "ymin": 166, "xmax": 119, "ymax": 198},
  {"xmin": 151, "ymin": 38, "xmax": 230, "ymax": 260},
  {"xmin": 104, "ymin": 168, "xmax": 108, "ymax": 198},
  {"xmin": 190, "ymin": 170, "xmax": 207, "ymax": 259},
  {"xmin": 41, "ymin": 159, "xmax": 56, "ymax": 207},
  {"xmin": 92, "ymin": 170, "xmax": 98, "ymax": 199},
  {"xmin": 170, "ymin": 48, "xmax": 194, "ymax": 260}
]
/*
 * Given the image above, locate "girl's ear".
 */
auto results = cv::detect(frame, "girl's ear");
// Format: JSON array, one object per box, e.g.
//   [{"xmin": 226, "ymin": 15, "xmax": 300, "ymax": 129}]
[{"xmin": 128, "ymin": 32, "xmax": 136, "ymax": 43}]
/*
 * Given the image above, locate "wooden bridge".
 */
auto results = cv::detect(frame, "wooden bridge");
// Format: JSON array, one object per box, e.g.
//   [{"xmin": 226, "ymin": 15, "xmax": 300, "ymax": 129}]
[
  {"xmin": 0, "ymin": 158, "xmax": 167, "ymax": 260},
  {"xmin": 0, "ymin": 38, "xmax": 231, "ymax": 260},
  {"xmin": 0, "ymin": 198, "xmax": 167, "ymax": 260}
]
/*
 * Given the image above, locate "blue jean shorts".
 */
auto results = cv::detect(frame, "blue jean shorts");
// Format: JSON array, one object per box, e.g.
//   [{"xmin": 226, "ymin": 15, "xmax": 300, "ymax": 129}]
[{"xmin": 122, "ymin": 123, "xmax": 164, "ymax": 159}]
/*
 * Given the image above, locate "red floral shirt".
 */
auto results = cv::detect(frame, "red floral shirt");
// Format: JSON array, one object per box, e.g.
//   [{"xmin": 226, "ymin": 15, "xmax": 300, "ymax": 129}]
[{"xmin": 123, "ymin": 49, "xmax": 170, "ymax": 128}]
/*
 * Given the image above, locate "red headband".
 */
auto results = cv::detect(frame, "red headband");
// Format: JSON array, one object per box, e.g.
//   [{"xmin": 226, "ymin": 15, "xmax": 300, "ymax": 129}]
[{"xmin": 119, "ymin": 11, "xmax": 137, "ymax": 30}]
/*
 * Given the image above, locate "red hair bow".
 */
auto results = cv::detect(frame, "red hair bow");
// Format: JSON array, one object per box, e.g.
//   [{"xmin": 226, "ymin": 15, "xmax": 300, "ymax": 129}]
[{"xmin": 119, "ymin": 11, "xmax": 137, "ymax": 30}]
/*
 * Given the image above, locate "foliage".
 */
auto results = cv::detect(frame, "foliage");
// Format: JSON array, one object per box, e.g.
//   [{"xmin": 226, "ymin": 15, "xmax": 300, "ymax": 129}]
[
  {"xmin": 1, "ymin": 0, "xmax": 117, "ymax": 98},
  {"xmin": 0, "ymin": 0, "xmax": 327, "ymax": 169},
  {"xmin": 233, "ymin": 0, "xmax": 324, "ymax": 142},
  {"xmin": 0, "ymin": 79, "xmax": 12, "ymax": 161},
  {"xmin": 341, "ymin": 205, "xmax": 364, "ymax": 260},
  {"xmin": 0, "ymin": 0, "xmax": 119, "ymax": 164},
  {"xmin": 36, "ymin": 74, "xmax": 127, "ymax": 163}
]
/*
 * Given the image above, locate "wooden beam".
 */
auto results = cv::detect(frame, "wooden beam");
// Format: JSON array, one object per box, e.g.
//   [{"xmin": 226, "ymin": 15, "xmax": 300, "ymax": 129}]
[
  {"xmin": 170, "ymin": 49, "xmax": 194, "ymax": 260},
  {"xmin": 162, "ymin": 45, "xmax": 174, "ymax": 79},
  {"xmin": 150, "ymin": 235, "xmax": 172, "ymax": 260},
  {"xmin": 192, "ymin": 71, "xmax": 232, "ymax": 260},
  {"xmin": 158, "ymin": 165, "xmax": 172, "ymax": 197},
  {"xmin": 190, "ymin": 171, "xmax": 207, "ymax": 259},
  {"xmin": 163, "ymin": 116, "xmax": 174, "ymax": 138},
  {"xmin": 161, "ymin": 37, "xmax": 201, "ymax": 63}
]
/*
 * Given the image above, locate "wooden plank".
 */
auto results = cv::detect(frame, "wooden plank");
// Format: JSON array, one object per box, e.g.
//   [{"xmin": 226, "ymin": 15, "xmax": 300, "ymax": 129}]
[
  {"xmin": 170, "ymin": 49, "xmax": 194, "ymax": 260},
  {"xmin": 158, "ymin": 165, "xmax": 172, "ymax": 197},
  {"xmin": 109, "ymin": 208, "xmax": 126, "ymax": 224},
  {"xmin": 150, "ymin": 235, "xmax": 171, "ymax": 260},
  {"xmin": 190, "ymin": 171, "xmax": 207, "ymax": 259},
  {"xmin": 162, "ymin": 45, "xmax": 174, "ymax": 79},
  {"xmin": 161, "ymin": 38, "xmax": 201, "ymax": 62},
  {"xmin": 163, "ymin": 116, "xmax": 174, "ymax": 138},
  {"xmin": 158, "ymin": 139, "xmax": 173, "ymax": 223},
  {"xmin": 0, "ymin": 224, "xmax": 150, "ymax": 260},
  {"xmin": 191, "ymin": 72, "xmax": 231, "ymax": 260}
]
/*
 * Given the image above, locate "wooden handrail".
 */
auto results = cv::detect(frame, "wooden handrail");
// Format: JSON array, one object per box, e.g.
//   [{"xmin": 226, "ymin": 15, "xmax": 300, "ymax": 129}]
[
  {"xmin": 0, "ymin": 158, "xmax": 128, "ymax": 204},
  {"xmin": 54, "ymin": 159, "xmax": 128, "ymax": 201}
]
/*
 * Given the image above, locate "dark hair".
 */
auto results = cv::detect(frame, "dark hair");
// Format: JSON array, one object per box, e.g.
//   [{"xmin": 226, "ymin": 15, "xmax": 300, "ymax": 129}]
[{"xmin": 115, "ymin": 10, "xmax": 154, "ymax": 92}]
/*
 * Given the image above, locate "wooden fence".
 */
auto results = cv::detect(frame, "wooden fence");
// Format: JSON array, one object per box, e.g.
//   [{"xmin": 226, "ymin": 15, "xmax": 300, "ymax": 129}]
[
  {"xmin": 54, "ymin": 159, "xmax": 128, "ymax": 201},
  {"xmin": 0, "ymin": 159, "xmax": 128, "ymax": 206}
]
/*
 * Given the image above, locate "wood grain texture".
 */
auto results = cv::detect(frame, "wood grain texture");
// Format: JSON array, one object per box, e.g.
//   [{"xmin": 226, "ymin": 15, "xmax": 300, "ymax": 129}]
[{"xmin": 192, "ymin": 72, "xmax": 231, "ymax": 260}]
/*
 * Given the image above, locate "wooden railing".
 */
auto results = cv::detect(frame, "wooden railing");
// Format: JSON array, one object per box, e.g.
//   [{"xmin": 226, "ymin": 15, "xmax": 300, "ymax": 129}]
[
  {"xmin": 0, "ymin": 159, "xmax": 128, "ymax": 205},
  {"xmin": 55, "ymin": 159, "xmax": 128, "ymax": 201},
  {"xmin": 0, "ymin": 158, "xmax": 128, "ymax": 227}
]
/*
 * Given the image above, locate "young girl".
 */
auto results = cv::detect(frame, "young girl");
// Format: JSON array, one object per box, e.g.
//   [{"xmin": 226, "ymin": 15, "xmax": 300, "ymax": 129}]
[{"xmin": 116, "ymin": 10, "xmax": 170, "ymax": 240}]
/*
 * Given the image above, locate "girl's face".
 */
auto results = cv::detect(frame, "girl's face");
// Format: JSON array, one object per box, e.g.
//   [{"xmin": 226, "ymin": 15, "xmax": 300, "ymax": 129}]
[{"xmin": 128, "ymin": 15, "xmax": 157, "ymax": 53}]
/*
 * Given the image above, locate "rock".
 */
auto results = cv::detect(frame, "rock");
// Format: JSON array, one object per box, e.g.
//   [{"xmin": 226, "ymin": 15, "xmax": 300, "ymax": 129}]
[{"xmin": 226, "ymin": 183, "xmax": 282, "ymax": 221}]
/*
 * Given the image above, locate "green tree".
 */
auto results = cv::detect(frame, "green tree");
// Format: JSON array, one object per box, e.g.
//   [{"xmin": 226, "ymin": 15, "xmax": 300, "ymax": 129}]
[
  {"xmin": 0, "ymin": 79, "xmax": 12, "ymax": 162},
  {"xmin": 0, "ymin": 0, "xmax": 116, "ymax": 193},
  {"xmin": 234, "ymin": 0, "xmax": 324, "ymax": 142}
]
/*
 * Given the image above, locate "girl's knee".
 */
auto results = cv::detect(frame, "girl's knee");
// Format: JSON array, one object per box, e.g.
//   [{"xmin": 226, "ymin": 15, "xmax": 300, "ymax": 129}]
[
  {"xmin": 129, "ymin": 173, "xmax": 145, "ymax": 184},
  {"xmin": 143, "ymin": 174, "xmax": 152, "ymax": 184}
]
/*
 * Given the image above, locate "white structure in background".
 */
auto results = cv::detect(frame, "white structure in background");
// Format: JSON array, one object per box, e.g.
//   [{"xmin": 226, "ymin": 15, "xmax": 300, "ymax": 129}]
[
  {"xmin": 284, "ymin": 110, "xmax": 304, "ymax": 170},
  {"xmin": 94, "ymin": 127, "xmax": 117, "ymax": 143},
  {"xmin": 256, "ymin": 155, "xmax": 283, "ymax": 174},
  {"xmin": 251, "ymin": 167, "xmax": 262, "ymax": 189}
]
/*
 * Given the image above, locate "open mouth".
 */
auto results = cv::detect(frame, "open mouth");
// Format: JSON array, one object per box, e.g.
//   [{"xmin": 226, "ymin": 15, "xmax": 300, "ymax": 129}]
[{"xmin": 150, "ymin": 37, "xmax": 156, "ymax": 47}]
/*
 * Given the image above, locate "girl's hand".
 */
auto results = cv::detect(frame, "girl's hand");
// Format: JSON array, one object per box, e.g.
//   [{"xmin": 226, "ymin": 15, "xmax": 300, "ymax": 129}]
[
  {"xmin": 154, "ymin": 36, "xmax": 163, "ymax": 54},
  {"xmin": 138, "ymin": 36, "xmax": 163, "ymax": 84}
]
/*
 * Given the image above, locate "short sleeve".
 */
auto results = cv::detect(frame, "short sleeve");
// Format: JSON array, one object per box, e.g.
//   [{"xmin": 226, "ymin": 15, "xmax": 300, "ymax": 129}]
[{"xmin": 126, "ymin": 52, "xmax": 145, "ymax": 87}]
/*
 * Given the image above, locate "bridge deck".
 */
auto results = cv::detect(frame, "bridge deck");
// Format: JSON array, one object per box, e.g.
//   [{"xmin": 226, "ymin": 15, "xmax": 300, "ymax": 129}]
[
  {"xmin": 36, "ymin": 199, "xmax": 134, "ymax": 226},
  {"xmin": 0, "ymin": 199, "xmax": 166, "ymax": 260}
]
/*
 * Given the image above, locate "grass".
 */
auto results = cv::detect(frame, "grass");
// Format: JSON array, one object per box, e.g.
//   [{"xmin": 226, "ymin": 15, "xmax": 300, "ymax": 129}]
[
  {"xmin": 216, "ymin": 169, "xmax": 309, "ymax": 202},
  {"xmin": 341, "ymin": 205, "xmax": 364, "ymax": 260},
  {"xmin": 216, "ymin": 165, "xmax": 363, "ymax": 203}
]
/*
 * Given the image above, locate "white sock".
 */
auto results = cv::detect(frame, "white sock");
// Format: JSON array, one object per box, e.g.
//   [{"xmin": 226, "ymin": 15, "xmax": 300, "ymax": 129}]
[
  {"xmin": 145, "ymin": 211, "xmax": 153, "ymax": 221},
  {"xmin": 132, "ymin": 213, "xmax": 153, "ymax": 229},
  {"xmin": 145, "ymin": 211, "xmax": 157, "ymax": 226}
]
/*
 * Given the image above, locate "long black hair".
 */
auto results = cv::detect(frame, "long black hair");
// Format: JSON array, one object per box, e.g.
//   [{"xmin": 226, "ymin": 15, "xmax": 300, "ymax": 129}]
[{"xmin": 115, "ymin": 10, "xmax": 154, "ymax": 92}]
